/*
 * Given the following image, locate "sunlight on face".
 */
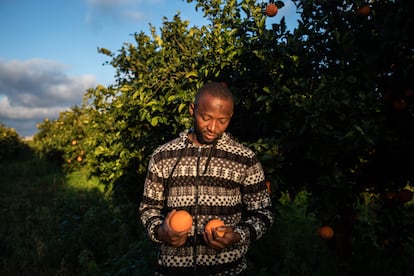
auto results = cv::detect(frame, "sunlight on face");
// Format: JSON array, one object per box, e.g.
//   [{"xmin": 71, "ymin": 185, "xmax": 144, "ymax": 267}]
[{"xmin": 191, "ymin": 93, "xmax": 233, "ymax": 145}]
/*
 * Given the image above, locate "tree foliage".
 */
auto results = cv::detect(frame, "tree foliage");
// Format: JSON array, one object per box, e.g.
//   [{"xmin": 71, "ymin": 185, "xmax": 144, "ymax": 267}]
[{"xmin": 0, "ymin": 123, "xmax": 22, "ymax": 161}]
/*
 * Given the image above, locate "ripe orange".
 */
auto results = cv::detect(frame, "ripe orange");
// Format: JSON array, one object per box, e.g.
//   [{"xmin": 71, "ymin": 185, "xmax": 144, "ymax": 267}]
[
  {"xmin": 392, "ymin": 98, "xmax": 408, "ymax": 111},
  {"xmin": 205, "ymin": 219, "xmax": 225, "ymax": 237},
  {"xmin": 265, "ymin": 3, "xmax": 278, "ymax": 17},
  {"xmin": 357, "ymin": 5, "xmax": 371, "ymax": 16},
  {"xmin": 77, "ymin": 156, "xmax": 83, "ymax": 162},
  {"xmin": 404, "ymin": 88, "xmax": 414, "ymax": 98},
  {"xmin": 398, "ymin": 189, "xmax": 413, "ymax": 203},
  {"xmin": 384, "ymin": 191, "xmax": 398, "ymax": 202},
  {"xmin": 71, "ymin": 139, "xmax": 77, "ymax": 146},
  {"xmin": 169, "ymin": 210, "xmax": 193, "ymax": 232},
  {"xmin": 265, "ymin": 180, "xmax": 271, "ymax": 194},
  {"xmin": 318, "ymin": 225, "xmax": 334, "ymax": 240}
]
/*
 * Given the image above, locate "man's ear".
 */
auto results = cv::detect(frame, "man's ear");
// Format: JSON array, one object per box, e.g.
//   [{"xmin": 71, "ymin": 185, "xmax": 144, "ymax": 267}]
[{"xmin": 189, "ymin": 103, "xmax": 195, "ymax": 116}]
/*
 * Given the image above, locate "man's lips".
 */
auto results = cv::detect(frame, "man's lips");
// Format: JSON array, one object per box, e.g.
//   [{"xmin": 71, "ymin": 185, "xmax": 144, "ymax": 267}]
[{"xmin": 204, "ymin": 133, "xmax": 217, "ymax": 140}]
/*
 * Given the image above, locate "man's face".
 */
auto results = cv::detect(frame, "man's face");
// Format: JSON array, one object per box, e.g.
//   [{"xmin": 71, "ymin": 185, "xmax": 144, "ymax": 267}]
[{"xmin": 190, "ymin": 93, "xmax": 233, "ymax": 145}]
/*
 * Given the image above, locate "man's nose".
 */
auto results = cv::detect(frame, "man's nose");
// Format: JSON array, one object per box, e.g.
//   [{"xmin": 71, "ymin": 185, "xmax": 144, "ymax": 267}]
[{"xmin": 207, "ymin": 120, "xmax": 217, "ymax": 132}]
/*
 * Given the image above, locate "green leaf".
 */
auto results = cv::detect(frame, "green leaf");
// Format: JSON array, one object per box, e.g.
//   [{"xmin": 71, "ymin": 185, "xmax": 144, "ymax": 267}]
[
  {"xmin": 185, "ymin": 71, "xmax": 198, "ymax": 78},
  {"xmin": 150, "ymin": 117, "xmax": 159, "ymax": 127},
  {"xmin": 178, "ymin": 103, "xmax": 187, "ymax": 113}
]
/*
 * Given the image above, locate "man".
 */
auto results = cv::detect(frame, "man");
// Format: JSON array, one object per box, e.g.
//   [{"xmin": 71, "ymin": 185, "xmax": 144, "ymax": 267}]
[{"xmin": 139, "ymin": 82, "xmax": 273, "ymax": 275}]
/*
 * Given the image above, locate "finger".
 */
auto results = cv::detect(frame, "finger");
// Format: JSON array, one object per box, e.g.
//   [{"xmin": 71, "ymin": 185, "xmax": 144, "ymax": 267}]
[
  {"xmin": 163, "ymin": 209, "xmax": 178, "ymax": 233},
  {"xmin": 165, "ymin": 209, "xmax": 176, "ymax": 225},
  {"xmin": 170, "ymin": 232, "xmax": 188, "ymax": 247},
  {"xmin": 203, "ymin": 228, "xmax": 212, "ymax": 243},
  {"xmin": 204, "ymin": 230, "xmax": 227, "ymax": 250}
]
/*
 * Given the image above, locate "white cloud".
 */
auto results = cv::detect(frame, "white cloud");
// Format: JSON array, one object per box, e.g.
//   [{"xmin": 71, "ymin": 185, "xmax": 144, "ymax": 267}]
[
  {"xmin": 0, "ymin": 97, "xmax": 67, "ymax": 120},
  {"xmin": 87, "ymin": 0, "xmax": 162, "ymax": 8},
  {"xmin": 84, "ymin": 0, "xmax": 164, "ymax": 26},
  {"xmin": 122, "ymin": 10, "xmax": 147, "ymax": 22},
  {"xmin": 0, "ymin": 58, "xmax": 96, "ymax": 136}
]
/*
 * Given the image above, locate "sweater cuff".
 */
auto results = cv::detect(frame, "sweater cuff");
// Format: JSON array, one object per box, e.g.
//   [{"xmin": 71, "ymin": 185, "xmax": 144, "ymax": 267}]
[
  {"xmin": 149, "ymin": 222, "xmax": 164, "ymax": 243},
  {"xmin": 233, "ymin": 225, "xmax": 250, "ymax": 246}
]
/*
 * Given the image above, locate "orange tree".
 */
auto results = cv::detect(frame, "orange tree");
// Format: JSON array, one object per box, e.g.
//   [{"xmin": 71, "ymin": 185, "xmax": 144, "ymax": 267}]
[
  {"xmin": 83, "ymin": 17, "xmax": 203, "ymax": 198},
  {"xmin": 34, "ymin": 106, "xmax": 90, "ymax": 171},
  {"xmin": 274, "ymin": 0, "xmax": 414, "ymax": 273}
]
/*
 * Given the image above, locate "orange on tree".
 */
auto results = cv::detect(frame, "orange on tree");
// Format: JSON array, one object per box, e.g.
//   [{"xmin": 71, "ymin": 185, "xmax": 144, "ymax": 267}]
[
  {"xmin": 265, "ymin": 180, "xmax": 271, "ymax": 194},
  {"xmin": 384, "ymin": 191, "xmax": 398, "ymax": 202},
  {"xmin": 392, "ymin": 98, "xmax": 408, "ymax": 111},
  {"xmin": 357, "ymin": 4, "xmax": 371, "ymax": 16},
  {"xmin": 77, "ymin": 156, "xmax": 83, "ymax": 162},
  {"xmin": 318, "ymin": 225, "xmax": 334, "ymax": 240},
  {"xmin": 169, "ymin": 210, "xmax": 193, "ymax": 232},
  {"xmin": 265, "ymin": 3, "xmax": 278, "ymax": 17},
  {"xmin": 71, "ymin": 139, "xmax": 77, "ymax": 146},
  {"xmin": 404, "ymin": 88, "xmax": 414, "ymax": 98},
  {"xmin": 398, "ymin": 189, "xmax": 413, "ymax": 203},
  {"xmin": 205, "ymin": 219, "xmax": 225, "ymax": 237}
]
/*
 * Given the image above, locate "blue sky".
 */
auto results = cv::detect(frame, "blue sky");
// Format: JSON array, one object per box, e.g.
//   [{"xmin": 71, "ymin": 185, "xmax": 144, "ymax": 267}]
[{"xmin": 0, "ymin": 0, "xmax": 299, "ymax": 137}]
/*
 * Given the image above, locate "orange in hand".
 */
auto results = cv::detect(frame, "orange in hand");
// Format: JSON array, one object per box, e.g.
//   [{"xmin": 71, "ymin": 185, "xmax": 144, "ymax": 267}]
[
  {"xmin": 169, "ymin": 210, "xmax": 193, "ymax": 232},
  {"xmin": 205, "ymin": 219, "xmax": 225, "ymax": 237}
]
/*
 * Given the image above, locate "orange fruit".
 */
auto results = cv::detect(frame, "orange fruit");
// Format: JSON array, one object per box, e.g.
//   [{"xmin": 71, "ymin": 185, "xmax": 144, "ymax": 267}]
[
  {"xmin": 357, "ymin": 5, "xmax": 371, "ymax": 16},
  {"xmin": 265, "ymin": 3, "xmax": 278, "ymax": 17},
  {"xmin": 77, "ymin": 156, "xmax": 83, "ymax": 162},
  {"xmin": 318, "ymin": 225, "xmax": 334, "ymax": 240},
  {"xmin": 392, "ymin": 98, "xmax": 408, "ymax": 111},
  {"xmin": 404, "ymin": 88, "xmax": 414, "ymax": 98},
  {"xmin": 71, "ymin": 139, "xmax": 77, "ymax": 146},
  {"xmin": 169, "ymin": 210, "xmax": 193, "ymax": 232},
  {"xmin": 205, "ymin": 219, "xmax": 225, "ymax": 237},
  {"xmin": 384, "ymin": 191, "xmax": 398, "ymax": 202},
  {"xmin": 398, "ymin": 189, "xmax": 413, "ymax": 203},
  {"xmin": 265, "ymin": 180, "xmax": 271, "ymax": 194}
]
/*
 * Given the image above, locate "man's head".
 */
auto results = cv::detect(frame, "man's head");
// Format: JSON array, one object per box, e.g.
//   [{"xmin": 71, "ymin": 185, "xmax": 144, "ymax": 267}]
[{"xmin": 189, "ymin": 82, "xmax": 234, "ymax": 145}]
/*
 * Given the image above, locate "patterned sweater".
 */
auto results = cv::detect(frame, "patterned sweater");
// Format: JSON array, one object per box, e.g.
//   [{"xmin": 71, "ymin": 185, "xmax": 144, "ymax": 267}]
[{"xmin": 139, "ymin": 130, "xmax": 273, "ymax": 275}]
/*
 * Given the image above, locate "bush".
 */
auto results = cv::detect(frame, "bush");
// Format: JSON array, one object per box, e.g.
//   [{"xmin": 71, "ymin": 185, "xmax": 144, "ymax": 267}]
[
  {"xmin": 0, "ymin": 123, "xmax": 22, "ymax": 161},
  {"xmin": 247, "ymin": 190, "xmax": 343, "ymax": 275}
]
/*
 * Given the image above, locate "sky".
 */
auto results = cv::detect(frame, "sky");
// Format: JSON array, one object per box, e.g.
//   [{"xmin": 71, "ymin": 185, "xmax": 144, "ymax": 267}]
[{"xmin": 0, "ymin": 0, "xmax": 299, "ymax": 137}]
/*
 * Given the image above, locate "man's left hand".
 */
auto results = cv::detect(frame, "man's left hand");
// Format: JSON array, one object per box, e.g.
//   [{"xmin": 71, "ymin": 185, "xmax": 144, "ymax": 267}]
[{"xmin": 203, "ymin": 226, "xmax": 241, "ymax": 250}]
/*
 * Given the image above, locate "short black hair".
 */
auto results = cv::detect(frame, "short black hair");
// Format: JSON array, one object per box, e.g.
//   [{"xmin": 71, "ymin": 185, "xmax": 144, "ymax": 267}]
[{"xmin": 194, "ymin": 82, "xmax": 234, "ymax": 107}]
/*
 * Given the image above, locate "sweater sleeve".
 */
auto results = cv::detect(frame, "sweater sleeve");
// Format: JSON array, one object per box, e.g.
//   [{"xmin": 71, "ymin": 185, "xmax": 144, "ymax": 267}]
[
  {"xmin": 237, "ymin": 156, "xmax": 274, "ymax": 243},
  {"xmin": 139, "ymin": 154, "xmax": 166, "ymax": 243}
]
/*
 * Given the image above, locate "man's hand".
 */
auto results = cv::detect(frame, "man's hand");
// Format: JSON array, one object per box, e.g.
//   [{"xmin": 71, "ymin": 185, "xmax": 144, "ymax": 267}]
[
  {"xmin": 157, "ymin": 209, "xmax": 190, "ymax": 247},
  {"xmin": 203, "ymin": 226, "xmax": 241, "ymax": 250}
]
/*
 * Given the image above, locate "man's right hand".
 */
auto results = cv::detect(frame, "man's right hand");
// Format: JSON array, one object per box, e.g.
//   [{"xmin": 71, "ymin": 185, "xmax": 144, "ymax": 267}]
[{"xmin": 157, "ymin": 209, "xmax": 190, "ymax": 247}]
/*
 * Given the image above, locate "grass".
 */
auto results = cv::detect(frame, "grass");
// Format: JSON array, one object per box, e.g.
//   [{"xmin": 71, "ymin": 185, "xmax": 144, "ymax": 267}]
[{"xmin": 0, "ymin": 145, "xmax": 156, "ymax": 275}]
